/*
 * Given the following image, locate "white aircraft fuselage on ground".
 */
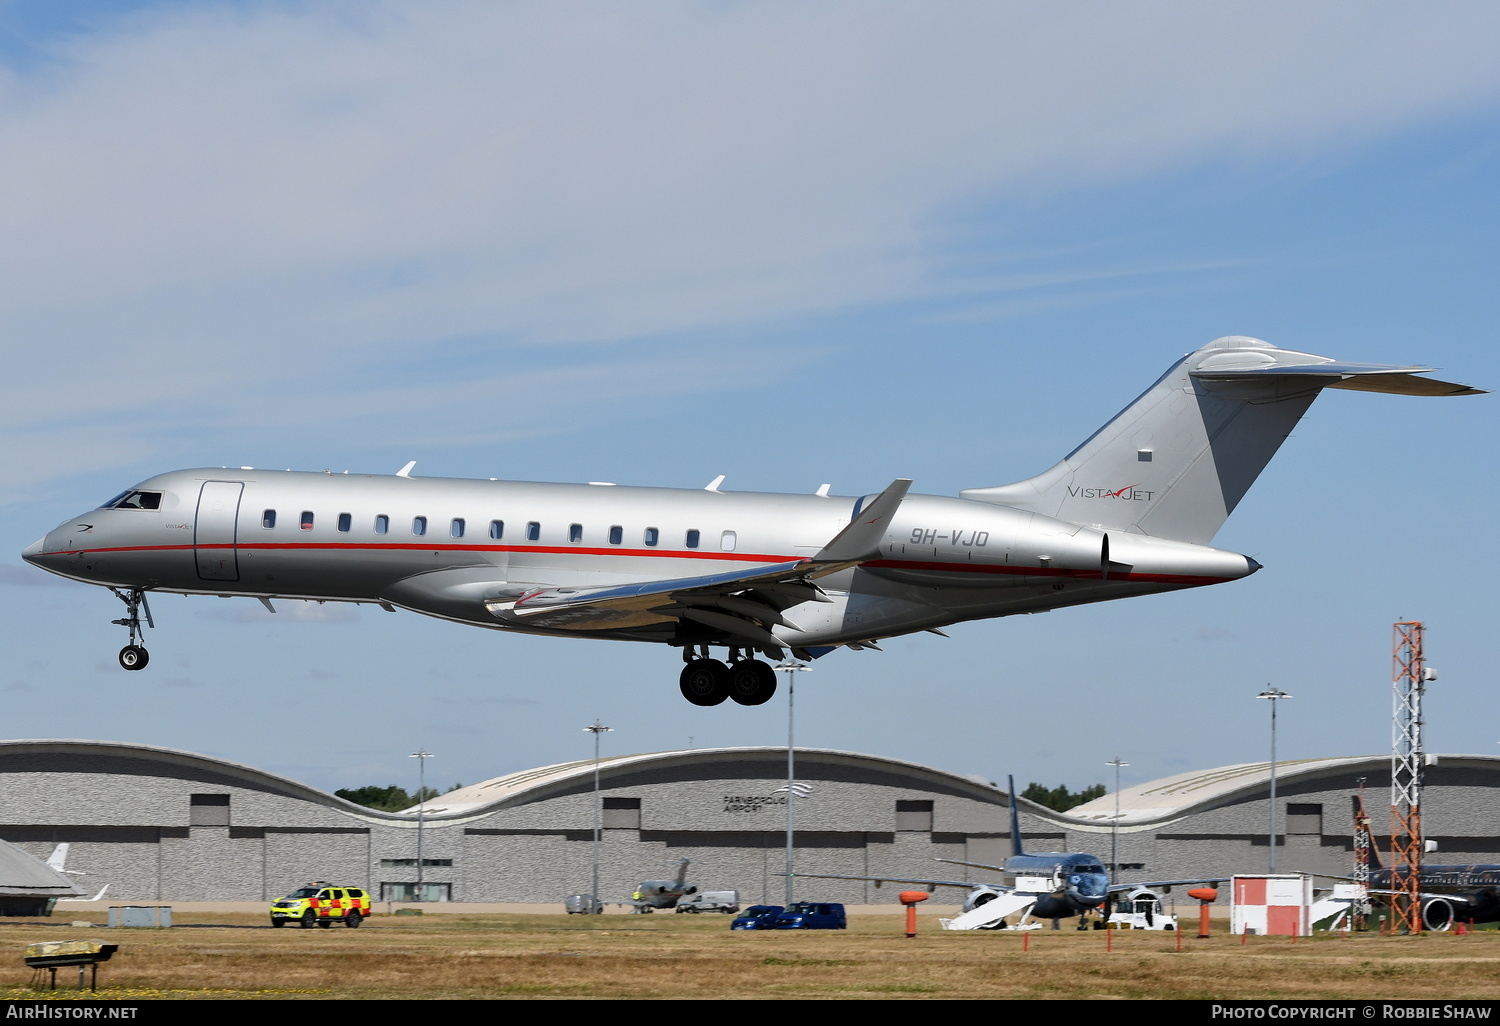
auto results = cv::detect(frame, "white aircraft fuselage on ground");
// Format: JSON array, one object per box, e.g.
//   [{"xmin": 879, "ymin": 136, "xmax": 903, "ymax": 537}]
[{"xmin": 22, "ymin": 336, "xmax": 1482, "ymax": 706}]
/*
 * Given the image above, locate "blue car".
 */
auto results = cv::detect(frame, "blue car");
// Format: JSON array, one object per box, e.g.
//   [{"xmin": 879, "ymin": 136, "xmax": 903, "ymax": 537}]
[
  {"xmin": 772, "ymin": 902, "xmax": 846, "ymax": 930},
  {"xmin": 731, "ymin": 905, "xmax": 784, "ymax": 930}
]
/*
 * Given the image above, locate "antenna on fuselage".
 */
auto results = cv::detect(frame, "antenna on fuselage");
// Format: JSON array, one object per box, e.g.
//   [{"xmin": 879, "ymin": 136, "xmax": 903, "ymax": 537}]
[{"xmin": 1008, "ymin": 774, "xmax": 1026, "ymax": 858}]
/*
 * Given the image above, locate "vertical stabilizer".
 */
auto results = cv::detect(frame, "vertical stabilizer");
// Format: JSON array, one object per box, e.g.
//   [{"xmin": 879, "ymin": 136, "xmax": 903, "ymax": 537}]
[
  {"xmin": 962, "ymin": 337, "xmax": 1481, "ymax": 544},
  {"xmin": 1008, "ymin": 775, "xmax": 1025, "ymax": 858}
]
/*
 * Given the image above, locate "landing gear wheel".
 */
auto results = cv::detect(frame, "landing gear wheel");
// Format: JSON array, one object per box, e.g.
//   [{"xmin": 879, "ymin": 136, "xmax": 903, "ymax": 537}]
[
  {"xmin": 344, "ymin": 911, "xmax": 362, "ymax": 928},
  {"xmin": 679, "ymin": 659, "xmax": 730, "ymax": 706},
  {"xmin": 728, "ymin": 659, "xmax": 777, "ymax": 706},
  {"xmin": 118, "ymin": 645, "xmax": 149, "ymax": 671}
]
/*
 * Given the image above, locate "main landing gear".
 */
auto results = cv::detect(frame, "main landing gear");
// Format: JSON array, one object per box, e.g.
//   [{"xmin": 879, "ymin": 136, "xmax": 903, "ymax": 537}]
[
  {"xmin": 679, "ymin": 648, "xmax": 778, "ymax": 707},
  {"xmin": 109, "ymin": 587, "xmax": 154, "ymax": 671}
]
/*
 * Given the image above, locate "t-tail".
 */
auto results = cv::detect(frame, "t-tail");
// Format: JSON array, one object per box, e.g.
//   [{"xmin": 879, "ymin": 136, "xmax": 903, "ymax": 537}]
[
  {"xmin": 1008, "ymin": 775, "xmax": 1025, "ymax": 858},
  {"xmin": 962, "ymin": 336, "xmax": 1483, "ymax": 545},
  {"xmin": 1353, "ymin": 793, "xmax": 1384, "ymax": 873}
]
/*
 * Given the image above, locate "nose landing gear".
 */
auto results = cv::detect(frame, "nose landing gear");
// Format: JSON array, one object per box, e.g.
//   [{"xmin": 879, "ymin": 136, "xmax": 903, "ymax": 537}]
[{"xmin": 109, "ymin": 587, "xmax": 154, "ymax": 671}]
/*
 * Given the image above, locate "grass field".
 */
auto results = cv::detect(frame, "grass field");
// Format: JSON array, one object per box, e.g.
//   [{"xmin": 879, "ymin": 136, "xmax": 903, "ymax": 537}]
[{"xmin": 3, "ymin": 912, "xmax": 1498, "ymax": 1000}]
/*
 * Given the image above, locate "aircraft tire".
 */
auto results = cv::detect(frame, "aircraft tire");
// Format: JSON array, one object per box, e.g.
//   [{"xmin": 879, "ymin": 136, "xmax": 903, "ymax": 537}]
[
  {"xmin": 118, "ymin": 645, "xmax": 149, "ymax": 671},
  {"xmin": 680, "ymin": 660, "xmax": 730, "ymax": 706},
  {"xmin": 728, "ymin": 660, "xmax": 777, "ymax": 706}
]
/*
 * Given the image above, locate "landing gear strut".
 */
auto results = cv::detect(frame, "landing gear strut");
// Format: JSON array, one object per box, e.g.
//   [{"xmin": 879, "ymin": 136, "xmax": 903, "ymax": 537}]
[
  {"xmin": 678, "ymin": 648, "xmax": 778, "ymax": 707},
  {"xmin": 110, "ymin": 587, "xmax": 153, "ymax": 671}
]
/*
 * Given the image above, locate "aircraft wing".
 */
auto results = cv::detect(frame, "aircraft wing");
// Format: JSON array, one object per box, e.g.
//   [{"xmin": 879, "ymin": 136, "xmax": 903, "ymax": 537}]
[
  {"xmin": 1107, "ymin": 879, "xmax": 1224, "ymax": 894},
  {"xmin": 788, "ymin": 871, "xmax": 994, "ymax": 892},
  {"xmin": 485, "ymin": 478, "xmax": 912, "ymax": 642}
]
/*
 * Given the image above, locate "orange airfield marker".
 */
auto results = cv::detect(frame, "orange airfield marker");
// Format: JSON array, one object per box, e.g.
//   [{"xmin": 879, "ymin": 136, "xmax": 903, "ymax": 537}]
[{"xmin": 899, "ymin": 891, "xmax": 929, "ymax": 938}]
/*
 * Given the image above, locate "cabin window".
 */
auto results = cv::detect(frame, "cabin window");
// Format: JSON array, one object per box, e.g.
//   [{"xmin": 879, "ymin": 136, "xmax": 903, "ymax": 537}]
[
  {"xmin": 569, "ymin": 523, "xmax": 583, "ymax": 543},
  {"xmin": 300, "ymin": 511, "xmax": 314, "ymax": 531},
  {"xmin": 720, "ymin": 530, "xmax": 737, "ymax": 551},
  {"xmin": 609, "ymin": 525, "xmax": 623, "ymax": 545},
  {"xmin": 489, "ymin": 520, "xmax": 504, "ymax": 540},
  {"xmin": 526, "ymin": 522, "xmax": 540, "ymax": 541},
  {"xmin": 451, "ymin": 518, "xmax": 465, "ymax": 538},
  {"xmin": 413, "ymin": 516, "xmax": 427, "ymax": 536},
  {"xmin": 261, "ymin": 510, "xmax": 276, "ymax": 529},
  {"xmin": 337, "ymin": 513, "xmax": 352, "ymax": 533},
  {"xmin": 685, "ymin": 529, "xmax": 700, "ymax": 549},
  {"xmin": 375, "ymin": 515, "xmax": 389, "ymax": 535},
  {"xmin": 644, "ymin": 527, "xmax": 659, "ymax": 546}
]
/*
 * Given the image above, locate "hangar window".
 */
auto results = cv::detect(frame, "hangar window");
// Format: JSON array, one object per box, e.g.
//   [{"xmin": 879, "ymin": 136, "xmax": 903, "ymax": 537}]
[
  {"xmin": 380, "ymin": 882, "xmax": 451, "ymax": 902},
  {"xmin": 603, "ymin": 797, "xmax": 641, "ymax": 830},
  {"xmin": 190, "ymin": 793, "xmax": 230, "ymax": 827},
  {"xmin": 489, "ymin": 520, "xmax": 504, "ymax": 540},
  {"xmin": 643, "ymin": 527, "xmax": 659, "ymax": 546},
  {"xmin": 337, "ymin": 513, "xmax": 352, "ymax": 533},
  {"xmin": 569, "ymin": 523, "xmax": 583, "ymax": 543},
  {"xmin": 300, "ymin": 511, "xmax": 314, "ymax": 531},
  {"xmin": 1287, "ymin": 803, "xmax": 1323, "ymax": 835},
  {"xmin": 261, "ymin": 510, "xmax": 276, "ymax": 529},
  {"xmin": 379, "ymin": 858, "xmax": 454, "ymax": 868},
  {"xmin": 896, "ymin": 800, "xmax": 933, "ymax": 832},
  {"xmin": 526, "ymin": 522, "xmax": 540, "ymax": 541},
  {"xmin": 413, "ymin": 516, "xmax": 427, "ymax": 536},
  {"xmin": 375, "ymin": 515, "xmax": 389, "ymax": 535},
  {"xmin": 685, "ymin": 529, "xmax": 700, "ymax": 549},
  {"xmin": 609, "ymin": 525, "xmax": 623, "ymax": 545},
  {"xmin": 720, "ymin": 530, "xmax": 737, "ymax": 551},
  {"xmin": 451, "ymin": 518, "xmax": 465, "ymax": 538}
]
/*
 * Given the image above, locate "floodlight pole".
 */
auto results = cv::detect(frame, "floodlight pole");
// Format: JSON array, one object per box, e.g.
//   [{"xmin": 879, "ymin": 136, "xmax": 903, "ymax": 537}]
[
  {"xmin": 1256, "ymin": 689, "xmax": 1291, "ymax": 872},
  {"xmin": 583, "ymin": 720, "xmax": 613, "ymax": 914},
  {"xmin": 777, "ymin": 660, "xmax": 810, "ymax": 906},
  {"xmin": 1107, "ymin": 758, "xmax": 1128, "ymax": 884},
  {"xmin": 409, "ymin": 749, "xmax": 433, "ymax": 900}
]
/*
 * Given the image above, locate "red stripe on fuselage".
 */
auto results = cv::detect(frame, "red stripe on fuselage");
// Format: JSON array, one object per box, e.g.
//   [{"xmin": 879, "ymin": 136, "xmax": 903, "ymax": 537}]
[{"xmin": 42, "ymin": 543, "xmax": 1230, "ymax": 585}]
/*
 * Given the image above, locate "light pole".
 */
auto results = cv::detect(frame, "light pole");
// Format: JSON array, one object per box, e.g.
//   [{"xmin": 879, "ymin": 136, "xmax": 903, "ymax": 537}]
[
  {"xmin": 776, "ymin": 660, "xmax": 811, "ymax": 906},
  {"xmin": 409, "ymin": 749, "xmax": 433, "ymax": 902},
  {"xmin": 1106, "ymin": 758, "xmax": 1128, "ymax": 884},
  {"xmin": 583, "ymin": 720, "xmax": 612, "ymax": 914},
  {"xmin": 1257, "ymin": 688, "xmax": 1292, "ymax": 872}
]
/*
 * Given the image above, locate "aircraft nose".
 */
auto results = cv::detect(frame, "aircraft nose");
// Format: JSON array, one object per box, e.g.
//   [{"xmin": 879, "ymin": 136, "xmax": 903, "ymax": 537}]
[
  {"xmin": 1245, "ymin": 556, "xmax": 1263, "ymax": 575},
  {"xmin": 21, "ymin": 536, "xmax": 46, "ymax": 566}
]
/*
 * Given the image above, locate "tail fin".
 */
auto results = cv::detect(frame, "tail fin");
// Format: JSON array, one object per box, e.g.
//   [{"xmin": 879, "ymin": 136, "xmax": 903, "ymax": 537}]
[
  {"xmin": 45, "ymin": 843, "xmax": 68, "ymax": 872},
  {"xmin": 1008, "ymin": 775, "xmax": 1025, "ymax": 858},
  {"xmin": 672, "ymin": 858, "xmax": 690, "ymax": 889},
  {"xmin": 962, "ymin": 336, "xmax": 1482, "ymax": 545},
  {"xmin": 1353, "ymin": 794, "xmax": 1383, "ymax": 872}
]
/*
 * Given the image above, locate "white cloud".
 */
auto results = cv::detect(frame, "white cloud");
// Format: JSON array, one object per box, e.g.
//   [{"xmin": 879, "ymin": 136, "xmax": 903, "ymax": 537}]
[{"xmin": 1, "ymin": 1, "xmax": 1498, "ymax": 492}]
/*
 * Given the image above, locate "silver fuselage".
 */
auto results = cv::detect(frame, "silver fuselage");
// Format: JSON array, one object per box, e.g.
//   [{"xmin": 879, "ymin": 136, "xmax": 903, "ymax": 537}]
[{"xmin": 24, "ymin": 468, "xmax": 1256, "ymax": 651}]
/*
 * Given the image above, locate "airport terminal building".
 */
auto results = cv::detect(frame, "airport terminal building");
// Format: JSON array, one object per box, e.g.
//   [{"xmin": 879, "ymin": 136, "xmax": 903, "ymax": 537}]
[{"xmin": 2, "ymin": 739, "xmax": 1498, "ymax": 906}]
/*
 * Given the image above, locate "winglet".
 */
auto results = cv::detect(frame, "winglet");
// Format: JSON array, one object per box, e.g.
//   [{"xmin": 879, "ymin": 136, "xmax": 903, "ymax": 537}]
[
  {"xmin": 814, "ymin": 479, "xmax": 911, "ymax": 563},
  {"xmin": 396, "ymin": 461, "xmax": 417, "ymax": 478}
]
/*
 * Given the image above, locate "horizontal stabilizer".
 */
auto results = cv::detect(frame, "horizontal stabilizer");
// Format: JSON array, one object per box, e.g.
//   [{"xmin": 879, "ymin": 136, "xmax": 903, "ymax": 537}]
[{"xmin": 1192, "ymin": 360, "xmax": 1484, "ymax": 396}]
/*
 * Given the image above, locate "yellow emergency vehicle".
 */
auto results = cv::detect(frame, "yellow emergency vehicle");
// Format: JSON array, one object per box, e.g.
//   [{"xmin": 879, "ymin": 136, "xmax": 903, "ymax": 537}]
[{"xmin": 269, "ymin": 882, "xmax": 371, "ymax": 928}]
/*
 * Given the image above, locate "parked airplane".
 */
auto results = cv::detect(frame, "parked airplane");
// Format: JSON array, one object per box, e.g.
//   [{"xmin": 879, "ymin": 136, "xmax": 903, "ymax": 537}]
[
  {"xmin": 1350, "ymin": 795, "xmax": 1500, "ymax": 931},
  {"xmin": 22, "ymin": 336, "xmax": 1482, "ymax": 706},
  {"xmin": 628, "ymin": 859, "xmax": 697, "ymax": 913},
  {"xmin": 796, "ymin": 778, "xmax": 1219, "ymax": 930}
]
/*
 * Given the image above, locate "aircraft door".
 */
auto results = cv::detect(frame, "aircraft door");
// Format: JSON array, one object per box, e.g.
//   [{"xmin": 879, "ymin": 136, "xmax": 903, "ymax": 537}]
[{"xmin": 195, "ymin": 481, "xmax": 244, "ymax": 581}]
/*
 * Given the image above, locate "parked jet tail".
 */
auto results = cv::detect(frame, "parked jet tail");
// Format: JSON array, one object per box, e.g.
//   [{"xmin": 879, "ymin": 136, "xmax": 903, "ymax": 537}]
[
  {"xmin": 962, "ymin": 336, "xmax": 1484, "ymax": 545},
  {"xmin": 1009, "ymin": 775, "xmax": 1024, "ymax": 859}
]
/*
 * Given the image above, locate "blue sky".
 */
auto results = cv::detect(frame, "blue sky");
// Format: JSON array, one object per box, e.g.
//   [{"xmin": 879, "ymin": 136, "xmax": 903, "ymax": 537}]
[{"xmin": 2, "ymin": 2, "xmax": 1496, "ymax": 798}]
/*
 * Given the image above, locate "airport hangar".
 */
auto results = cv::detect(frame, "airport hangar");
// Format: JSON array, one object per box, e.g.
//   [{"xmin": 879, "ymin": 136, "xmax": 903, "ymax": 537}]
[{"xmin": 1, "ymin": 740, "xmax": 1498, "ymax": 907}]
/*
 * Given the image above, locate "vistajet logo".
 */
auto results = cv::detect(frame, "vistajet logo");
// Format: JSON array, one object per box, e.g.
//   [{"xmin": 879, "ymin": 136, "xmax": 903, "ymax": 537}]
[{"xmin": 1067, "ymin": 484, "xmax": 1156, "ymax": 501}]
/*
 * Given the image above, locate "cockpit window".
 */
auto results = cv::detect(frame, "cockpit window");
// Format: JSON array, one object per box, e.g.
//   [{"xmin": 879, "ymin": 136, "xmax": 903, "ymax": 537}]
[{"xmin": 102, "ymin": 490, "xmax": 162, "ymax": 510}]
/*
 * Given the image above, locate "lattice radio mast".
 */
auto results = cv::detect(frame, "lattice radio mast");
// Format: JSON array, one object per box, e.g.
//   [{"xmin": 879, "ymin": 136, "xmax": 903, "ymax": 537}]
[{"xmin": 1390, "ymin": 621, "xmax": 1432, "ymax": 934}]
